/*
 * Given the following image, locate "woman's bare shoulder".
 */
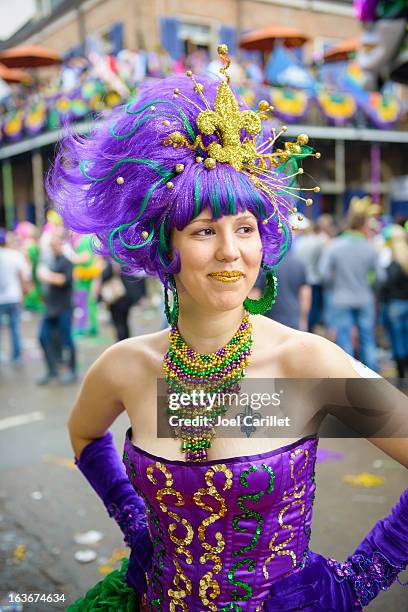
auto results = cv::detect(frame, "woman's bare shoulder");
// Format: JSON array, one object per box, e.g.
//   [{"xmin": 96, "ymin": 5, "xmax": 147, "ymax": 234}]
[
  {"xmin": 255, "ymin": 316, "xmax": 356, "ymax": 378},
  {"xmin": 97, "ymin": 327, "xmax": 170, "ymax": 378},
  {"xmin": 253, "ymin": 315, "xmax": 300, "ymax": 357},
  {"xmin": 280, "ymin": 329, "xmax": 357, "ymax": 377}
]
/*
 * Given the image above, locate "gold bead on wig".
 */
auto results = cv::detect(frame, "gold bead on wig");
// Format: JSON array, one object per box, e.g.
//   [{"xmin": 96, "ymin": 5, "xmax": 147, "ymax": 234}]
[
  {"xmin": 297, "ymin": 134, "xmax": 309, "ymax": 145},
  {"xmin": 217, "ymin": 44, "xmax": 228, "ymax": 55},
  {"xmin": 141, "ymin": 231, "xmax": 149, "ymax": 239},
  {"xmin": 258, "ymin": 100, "xmax": 270, "ymax": 112},
  {"xmin": 116, "ymin": 176, "xmax": 124, "ymax": 185},
  {"xmin": 169, "ymin": 131, "xmax": 183, "ymax": 143},
  {"xmin": 204, "ymin": 158, "xmax": 216, "ymax": 169},
  {"xmin": 175, "ymin": 164, "xmax": 185, "ymax": 174},
  {"xmin": 166, "ymin": 181, "xmax": 174, "ymax": 189}
]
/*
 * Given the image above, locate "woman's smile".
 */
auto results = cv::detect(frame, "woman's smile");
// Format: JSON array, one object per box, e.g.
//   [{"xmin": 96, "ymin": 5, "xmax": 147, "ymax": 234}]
[{"xmin": 208, "ymin": 271, "xmax": 245, "ymax": 283}]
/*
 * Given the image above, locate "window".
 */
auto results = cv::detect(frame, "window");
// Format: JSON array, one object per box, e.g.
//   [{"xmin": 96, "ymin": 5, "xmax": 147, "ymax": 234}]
[{"xmin": 178, "ymin": 22, "xmax": 212, "ymax": 55}]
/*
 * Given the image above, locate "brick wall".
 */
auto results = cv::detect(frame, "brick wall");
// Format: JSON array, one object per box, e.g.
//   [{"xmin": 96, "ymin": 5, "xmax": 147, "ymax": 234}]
[{"xmin": 22, "ymin": 0, "xmax": 359, "ymax": 56}]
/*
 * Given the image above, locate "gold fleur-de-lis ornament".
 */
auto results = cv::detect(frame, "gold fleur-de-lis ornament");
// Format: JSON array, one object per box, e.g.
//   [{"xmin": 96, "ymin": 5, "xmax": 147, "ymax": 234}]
[
  {"xmin": 161, "ymin": 44, "xmax": 321, "ymax": 225},
  {"xmin": 196, "ymin": 80, "xmax": 261, "ymax": 170}
]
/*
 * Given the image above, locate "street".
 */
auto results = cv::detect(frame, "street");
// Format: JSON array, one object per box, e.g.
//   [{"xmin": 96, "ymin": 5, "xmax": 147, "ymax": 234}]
[{"xmin": 0, "ymin": 308, "xmax": 407, "ymax": 611}]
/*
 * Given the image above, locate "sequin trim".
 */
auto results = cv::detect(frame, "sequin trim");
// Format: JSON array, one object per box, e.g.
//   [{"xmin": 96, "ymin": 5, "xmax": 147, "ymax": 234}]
[
  {"xmin": 327, "ymin": 550, "xmax": 407, "ymax": 607},
  {"xmin": 194, "ymin": 464, "xmax": 233, "ymax": 611},
  {"xmin": 106, "ymin": 502, "xmax": 147, "ymax": 546},
  {"xmin": 224, "ymin": 464, "xmax": 275, "ymax": 609},
  {"xmin": 145, "ymin": 499, "xmax": 165, "ymax": 610},
  {"xmin": 263, "ymin": 447, "xmax": 310, "ymax": 579},
  {"xmin": 299, "ymin": 444, "xmax": 317, "ymax": 570},
  {"xmin": 147, "ymin": 461, "xmax": 193, "ymax": 608}
]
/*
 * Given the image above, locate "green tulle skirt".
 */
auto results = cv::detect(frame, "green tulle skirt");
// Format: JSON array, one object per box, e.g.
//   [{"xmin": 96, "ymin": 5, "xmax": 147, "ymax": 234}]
[{"xmin": 67, "ymin": 558, "xmax": 139, "ymax": 611}]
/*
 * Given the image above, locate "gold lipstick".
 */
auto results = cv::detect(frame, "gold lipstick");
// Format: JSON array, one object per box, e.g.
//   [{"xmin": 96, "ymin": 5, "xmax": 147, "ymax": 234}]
[{"xmin": 208, "ymin": 271, "xmax": 244, "ymax": 283}]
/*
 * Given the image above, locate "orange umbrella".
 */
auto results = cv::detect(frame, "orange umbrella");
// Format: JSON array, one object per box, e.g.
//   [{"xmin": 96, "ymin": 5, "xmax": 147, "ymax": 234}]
[
  {"xmin": 239, "ymin": 26, "xmax": 309, "ymax": 52},
  {"xmin": 0, "ymin": 45, "xmax": 61, "ymax": 68},
  {"xmin": 0, "ymin": 62, "xmax": 31, "ymax": 84},
  {"xmin": 322, "ymin": 38, "xmax": 360, "ymax": 63}
]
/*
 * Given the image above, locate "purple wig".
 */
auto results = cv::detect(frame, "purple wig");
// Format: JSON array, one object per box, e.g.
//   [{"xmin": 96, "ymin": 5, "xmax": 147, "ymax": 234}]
[{"xmin": 47, "ymin": 76, "xmax": 295, "ymax": 286}]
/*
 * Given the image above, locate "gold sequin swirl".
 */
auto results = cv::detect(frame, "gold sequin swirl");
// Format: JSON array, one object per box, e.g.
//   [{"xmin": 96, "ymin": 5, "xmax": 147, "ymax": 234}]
[
  {"xmin": 146, "ymin": 462, "xmax": 193, "ymax": 605},
  {"xmin": 194, "ymin": 464, "xmax": 233, "ymax": 610},
  {"xmin": 263, "ymin": 448, "xmax": 309, "ymax": 579},
  {"xmin": 283, "ymin": 448, "xmax": 309, "ymax": 500}
]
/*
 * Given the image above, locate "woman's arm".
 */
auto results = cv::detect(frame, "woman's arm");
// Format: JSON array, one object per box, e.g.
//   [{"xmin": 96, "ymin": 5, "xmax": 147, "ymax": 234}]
[
  {"xmin": 68, "ymin": 341, "xmax": 153, "ymax": 592},
  {"xmin": 284, "ymin": 332, "xmax": 408, "ymax": 468},
  {"xmin": 68, "ymin": 343, "xmax": 127, "ymax": 458},
  {"xmin": 268, "ymin": 331, "xmax": 408, "ymax": 609}
]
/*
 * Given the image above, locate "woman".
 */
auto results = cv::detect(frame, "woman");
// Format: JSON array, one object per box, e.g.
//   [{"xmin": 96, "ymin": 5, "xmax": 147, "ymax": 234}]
[
  {"xmin": 47, "ymin": 47, "xmax": 407, "ymax": 610},
  {"xmin": 380, "ymin": 224, "xmax": 408, "ymax": 380}
]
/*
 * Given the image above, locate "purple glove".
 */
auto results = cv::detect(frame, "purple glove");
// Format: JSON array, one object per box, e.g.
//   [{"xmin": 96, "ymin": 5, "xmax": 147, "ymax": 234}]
[
  {"xmin": 265, "ymin": 550, "xmax": 359, "ymax": 611},
  {"xmin": 266, "ymin": 488, "xmax": 408, "ymax": 610},
  {"xmin": 75, "ymin": 431, "xmax": 152, "ymax": 592},
  {"xmin": 328, "ymin": 487, "xmax": 408, "ymax": 607}
]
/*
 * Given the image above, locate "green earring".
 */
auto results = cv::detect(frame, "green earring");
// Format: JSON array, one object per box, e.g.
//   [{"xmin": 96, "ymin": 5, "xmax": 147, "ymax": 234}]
[
  {"xmin": 164, "ymin": 274, "xmax": 179, "ymax": 326},
  {"xmin": 243, "ymin": 266, "xmax": 278, "ymax": 315}
]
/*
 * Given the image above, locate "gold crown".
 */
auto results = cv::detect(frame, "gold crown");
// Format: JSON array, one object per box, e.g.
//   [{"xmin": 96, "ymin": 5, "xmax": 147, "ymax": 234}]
[{"xmin": 162, "ymin": 44, "xmax": 320, "ymax": 229}]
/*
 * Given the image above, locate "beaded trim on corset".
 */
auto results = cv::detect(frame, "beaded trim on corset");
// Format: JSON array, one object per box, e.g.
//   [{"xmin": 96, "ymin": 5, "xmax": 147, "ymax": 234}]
[{"xmin": 123, "ymin": 429, "xmax": 318, "ymax": 611}]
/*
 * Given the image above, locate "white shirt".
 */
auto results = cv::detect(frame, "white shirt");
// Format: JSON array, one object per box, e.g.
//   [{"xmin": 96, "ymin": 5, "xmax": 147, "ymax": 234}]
[{"xmin": 0, "ymin": 248, "xmax": 29, "ymax": 304}]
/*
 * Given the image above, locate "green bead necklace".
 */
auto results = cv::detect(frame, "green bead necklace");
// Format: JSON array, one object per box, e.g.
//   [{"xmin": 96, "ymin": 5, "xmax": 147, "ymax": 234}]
[{"xmin": 163, "ymin": 312, "xmax": 253, "ymax": 461}]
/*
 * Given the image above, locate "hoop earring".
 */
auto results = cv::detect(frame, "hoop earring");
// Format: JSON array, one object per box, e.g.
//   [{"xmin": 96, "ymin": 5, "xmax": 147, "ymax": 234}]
[
  {"xmin": 164, "ymin": 274, "xmax": 179, "ymax": 326},
  {"xmin": 243, "ymin": 265, "xmax": 278, "ymax": 315}
]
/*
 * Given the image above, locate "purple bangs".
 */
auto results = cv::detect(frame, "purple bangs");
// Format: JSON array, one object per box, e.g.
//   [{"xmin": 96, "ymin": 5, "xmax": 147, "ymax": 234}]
[{"xmin": 46, "ymin": 75, "xmax": 292, "ymax": 285}]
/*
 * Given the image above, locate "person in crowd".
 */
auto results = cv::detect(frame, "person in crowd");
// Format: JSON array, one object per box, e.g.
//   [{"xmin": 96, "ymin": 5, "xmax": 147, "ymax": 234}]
[
  {"xmin": 319, "ymin": 210, "xmax": 380, "ymax": 371},
  {"xmin": 0, "ymin": 228, "xmax": 29, "ymax": 365},
  {"xmin": 37, "ymin": 228, "xmax": 77, "ymax": 385},
  {"xmin": 15, "ymin": 221, "xmax": 43, "ymax": 313},
  {"xmin": 379, "ymin": 224, "xmax": 408, "ymax": 380},
  {"xmin": 294, "ymin": 215, "xmax": 333, "ymax": 332},
  {"xmin": 39, "ymin": 210, "xmax": 67, "ymax": 264},
  {"xmin": 98, "ymin": 258, "xmax": 146, "ymax": 342},
  {"xmin": 243, "ymin": 57, "xmax": 264, "ymax": 84},
  {"xmin": 255, "ymin": 249, "xmax": 311, "ymax": 330},
  {"xmin": 116, "ymin": 49, "xmax": 147, "ymax": 86},
  {"xmin": 70, "ymin": 233, "xmax": 101, "ymax": 336}
]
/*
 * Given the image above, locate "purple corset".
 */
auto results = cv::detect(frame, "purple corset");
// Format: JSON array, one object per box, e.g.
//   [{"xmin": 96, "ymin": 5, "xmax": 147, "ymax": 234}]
[{"xmin": 123, "ymin": 429, "xmax": 318, "ymax": 611}]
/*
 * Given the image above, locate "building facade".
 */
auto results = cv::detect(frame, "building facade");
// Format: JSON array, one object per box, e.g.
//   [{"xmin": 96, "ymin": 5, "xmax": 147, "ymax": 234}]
[
  {"xmin": 0, "ymin": 0, "xmax": 407, "ymax": 225},
  {"xmin": 6, "ymin": 0, "xmax": 359, "ymax": 61}
]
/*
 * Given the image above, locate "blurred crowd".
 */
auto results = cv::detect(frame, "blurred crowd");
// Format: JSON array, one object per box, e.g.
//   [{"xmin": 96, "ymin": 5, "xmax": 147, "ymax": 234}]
[
  {"xmin": 1, "ymin": 41, "xmax": 406, "ymax": 144},
  {"xmin": 0, "ymin": 48, "xmax": 264, "ymax": 118},
  {"xmin": 1, "ymin": 203, "xmax": 408, "ymax": 383},
  {"xmin": 0, "ymin": 213, "xmax": 147, "ymax": 384},
  {"xmin": 255, "ymin": 202, "xmax": 408, "ymax": 379}
]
